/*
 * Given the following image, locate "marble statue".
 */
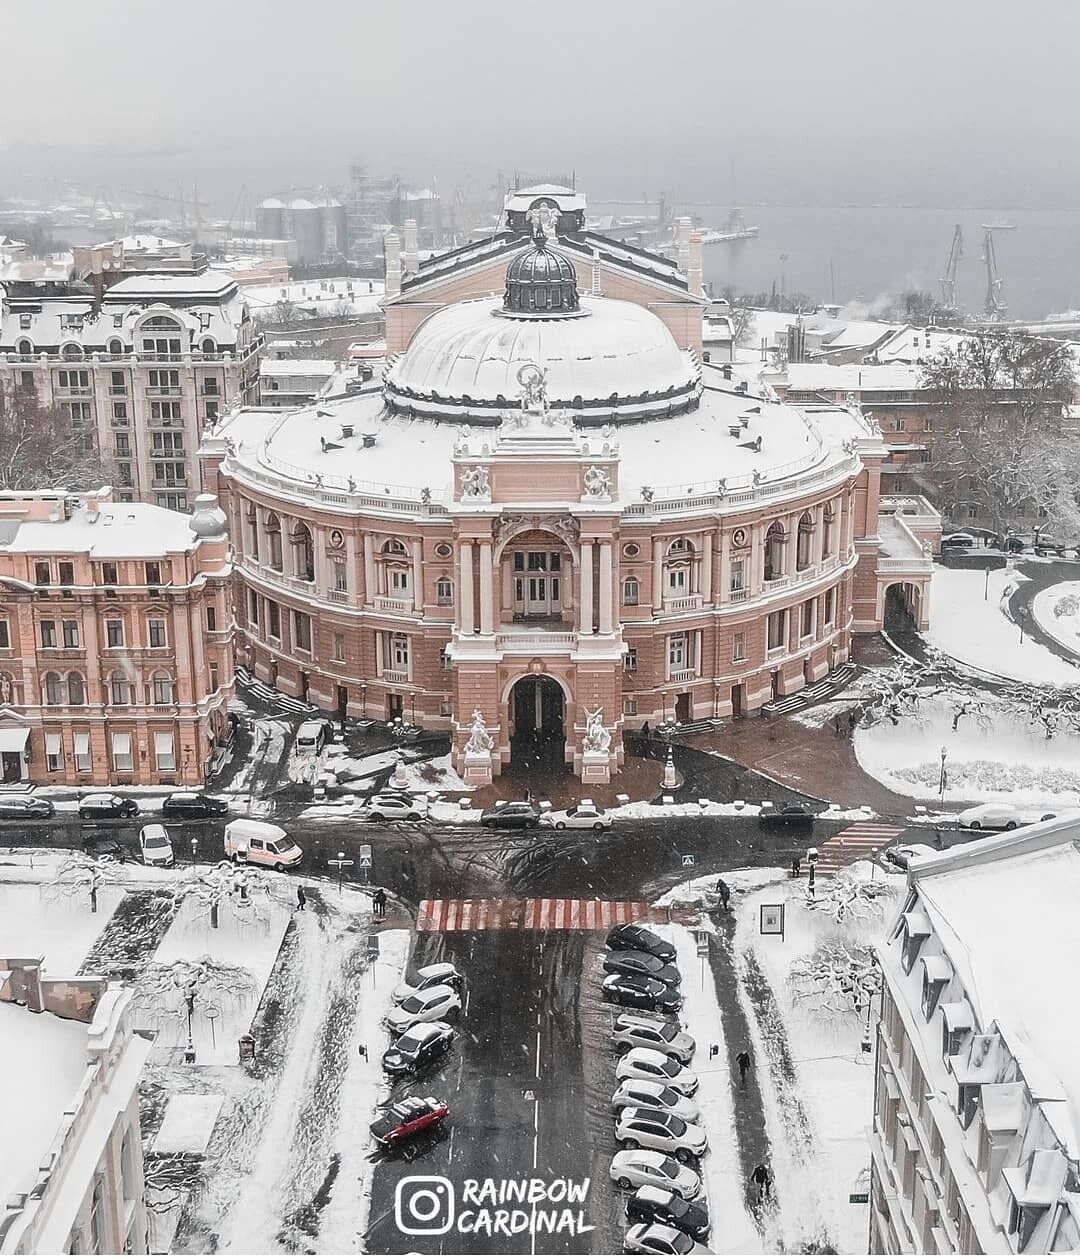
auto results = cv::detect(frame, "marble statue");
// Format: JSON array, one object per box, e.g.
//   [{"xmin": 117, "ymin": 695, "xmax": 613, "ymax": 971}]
[
  {"xmin": 464, "ymin": 710, "xmax": 494, "ymax": 755},
  {"xmin": 461, "ymin": 466, "xmax": 490, "ymax": 500},
  {"xmin": 583, "ymin": 465, "xmax": 612, "ymax": 498},
  {"xmin": 582, "ymin": 707, "xmax": 612, "ymax": 755},
  {"xmin": 516, "ymin": 362, "xmax": 548, "ymax": 414}
]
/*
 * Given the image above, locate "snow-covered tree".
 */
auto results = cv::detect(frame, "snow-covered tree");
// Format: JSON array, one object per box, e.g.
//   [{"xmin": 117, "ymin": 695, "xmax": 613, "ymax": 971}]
[
  {"xmin": 47, "ymin": 852, "xmax": 122, "ymax": 913},
  {"xmin": 0, "ymin": 386, "xmax": 117, "ymax": 491},
  {"xmin": 135, "ymin": 957, "xmax": 255, "ymax": 1039},
  {"xmin": 806, "ymin": 872, "xmax": 894, "ymax": 924},
  {"xmin": 170, "ymin": 861, "xmax": 292, "ymax": 928},
  {"xmin": 789, "ymin": 937, "xmax": 880, "ymax": 1023}
]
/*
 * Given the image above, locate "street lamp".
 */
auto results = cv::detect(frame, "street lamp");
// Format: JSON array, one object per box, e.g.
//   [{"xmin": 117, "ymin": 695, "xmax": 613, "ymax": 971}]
[{"xmin": 939, "ymin": 746, "xmax": 948, "ymax": 806}]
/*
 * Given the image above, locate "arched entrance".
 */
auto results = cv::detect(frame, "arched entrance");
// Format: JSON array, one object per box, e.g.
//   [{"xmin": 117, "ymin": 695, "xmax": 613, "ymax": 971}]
[
  {"xmin": 884, "ymin": 582, "xmax": 920, "ymax": 636},
  {"xmin": 510, "ymin": 674, "xmax": 565, "ymax": 770}
]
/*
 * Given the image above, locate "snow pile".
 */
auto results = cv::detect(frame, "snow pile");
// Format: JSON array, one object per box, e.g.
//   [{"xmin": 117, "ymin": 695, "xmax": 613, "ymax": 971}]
[
  {"xmin": 926, "ymin": 564, "xmax": 1079, "ymax": 685},
  {"xmin": 855, "ymin": 695, "xmax": 1080, "ymax": 806},
  {"xmin": 398, "ymin": 752, "xmax": 473, "ymax": 793},
  {"xmin": 612, "ymin": 799, "xmax": 764, "ymax": 819},
  {"xmin": 1032, "ymin": 581, "xmax": 1080, "ymax": 657},
  {"xmin": 0, "ymin": 881, "xmax": 125, "ymax": 972}
]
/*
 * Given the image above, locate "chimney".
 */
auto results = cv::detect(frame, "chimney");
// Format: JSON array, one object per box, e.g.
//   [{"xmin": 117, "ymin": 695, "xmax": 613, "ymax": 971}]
[
  {"xmin": 384, "ymin": 232, "xmax": 402, "ymax": 298},
  {"xmin": 675, "ymin": 216, "xmax": 692, "ymax": 276},
  {"xmin": 403, "ymin": 219, "xmax": 419, "ymax": 276},
  {"xmin": 688, "ymin": 231, "xmax": 704, "ymax": 297}
]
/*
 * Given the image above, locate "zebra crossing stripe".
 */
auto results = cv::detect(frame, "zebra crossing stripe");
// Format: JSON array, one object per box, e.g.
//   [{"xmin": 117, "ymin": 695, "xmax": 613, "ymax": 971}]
[{"xmin": 416, "ymin": 898, "xmax": 660, "ymax": 932}]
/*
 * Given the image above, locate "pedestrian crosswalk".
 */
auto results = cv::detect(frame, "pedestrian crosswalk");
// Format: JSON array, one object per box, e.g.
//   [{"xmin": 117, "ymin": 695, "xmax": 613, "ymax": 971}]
[
  {"xmin": 417, "ymin": 898, "xmax": 664, "ymax": 933},
  {"xmin": 813, "ymin": 820, "xmax": 905, "ymax": 874}
]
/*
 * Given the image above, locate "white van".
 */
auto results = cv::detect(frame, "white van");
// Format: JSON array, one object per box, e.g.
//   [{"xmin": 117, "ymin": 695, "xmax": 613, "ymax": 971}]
[
  {"xmin": 296, "ymin": 721, "xmax": 328, "ymax": 755},
  {"xmin": 224, "ymin": 819, "xmax": 304, "ymax": 871}
]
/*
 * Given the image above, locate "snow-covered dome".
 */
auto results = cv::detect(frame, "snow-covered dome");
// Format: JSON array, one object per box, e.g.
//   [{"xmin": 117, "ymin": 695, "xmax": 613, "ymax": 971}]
[{"xmin": 384, "ymin": 294, "xmax": 701, "ymax": 425}]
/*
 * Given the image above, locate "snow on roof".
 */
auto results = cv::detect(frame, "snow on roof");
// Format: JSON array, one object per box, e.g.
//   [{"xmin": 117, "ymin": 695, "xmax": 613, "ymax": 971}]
[
  {"xmin": 0, "ymin": 1001, "xmax": 88, "ymax": 1207},
  {"xmin": 104, "ymin": 271, "xmax": 237, "ymax": 299},
  {"xmin": 981, "ymin": 1081, "xmax": 1026, "ymax": 1132},
  {"xmin": 816, "ymin": 318, "xmax": 895, "ymax": 349},
  {"xmin": 259, "ymin": 358, "xmax": 337, "ymax": 378},
  {"xmin": 0, "ymin": 502, "xmax": 200, "ymax": 557},
  {"xmin": 113, "ymin": 234, "xmax": 184, "ymax": 252},
  {"xmin": 785, "ymin": 362, "xmax": 923, "ymax": 393}
]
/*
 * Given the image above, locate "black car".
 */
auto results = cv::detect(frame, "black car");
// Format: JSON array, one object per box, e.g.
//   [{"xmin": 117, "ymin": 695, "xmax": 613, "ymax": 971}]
[
  {"xmin": 601, "ymin": 973, "xmax": 683, "ymax": 1014},
  {"xmin": 77, "ymin": 793, "xmax": 139, "ymax": 820},
  {"xmin": 607, "ymin": 924, "xmax": 676, "ymax": 963},
  {"xmin": 758, "ymin": 802, "xmax": 815, "ymax": 828},
  {"xmin": 382, "ymin": 1021, "xmax": 456, "ymax": 1074},
  {"xmin": 0, "ymin": 796, "xmax": 55, "ymax": 820},
  {"xmin": 162, "ymin": 792, "xmax": 229, "ymax": 819},
  {"xmin": 1034, "ymin": 537, "xmax": 1073, "ymax": 557},
  {"xmin": 603, "ymin": 950, "xmax": 681, "ymax": 988},
  {"xmin": 479, "ymin": 801, "xmax": 541, "ymax": 829},
  {"xmin": 626, "ymin": 1186, "xmax": 710, "ymax": 1243}
]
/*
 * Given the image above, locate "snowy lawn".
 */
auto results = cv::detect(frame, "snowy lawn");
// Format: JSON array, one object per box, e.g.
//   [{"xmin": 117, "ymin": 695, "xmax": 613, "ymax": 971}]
[
  {"xmin": 925, "ymin": 564, "xmax": 1080, "ymax": 685},
  {"xmin": 0, "ymin": 880, "xmax": 125, "ymax": 973},
  {"xmin": 733, "ymin": 863, "xmax": 906, "ymax": 1254},
  {"xmin": 1032, "ymin": 581, "xmax": 1080, "ymax": 657},
  {"xmin": 854, "ymin": 694, "xmax": 1080, "ymax": 806}
]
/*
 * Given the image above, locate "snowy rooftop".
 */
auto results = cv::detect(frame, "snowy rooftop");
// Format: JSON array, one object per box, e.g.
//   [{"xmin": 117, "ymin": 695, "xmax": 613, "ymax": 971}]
[
  {"xmin": 0, "ymin": 500, "xmax": 205, "ymax": 557},
  {"xmin": 259, "ymin": 358, "xmax": 338, "ymax": 378},
  {"xmin": 784, "ymin": 362, "xmax": 923, "ymax": 394},
  {"xmin": 240, "ymin": 276, "xmax": 383, "ymax": 313},
  {"xmin": 911, "ymin": 820, "xmax": 1080, "ymax": 1154},
  {"xmin": 104, "ymin": 271, "xmax": 238, "ymax": 299},
  {"xmin": 0, "ymin": 1001, "xmax": 89, "ymax": 1208}
]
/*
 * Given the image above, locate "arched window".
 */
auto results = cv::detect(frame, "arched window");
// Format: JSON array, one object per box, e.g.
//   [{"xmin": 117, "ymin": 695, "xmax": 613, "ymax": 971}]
[
  {"xmin": 291, "ymin": 522, "xmax": 314, "ymax": 582},
  {"xmin": 108, "ymin": 338, "xmax": 124, "ymax": 356},
  {"xmin": 44, "ymin": 672, "xmax": 63, "ymax": 705},
  {"xmin": 764, "ymin": 521, "xmax": 787, "ymax": 582},
  {"xmin": 796, "ymin": 511, "xmax": 815, "ymax": 571},
  {"xmin": 16, "ymin": 338, "xmax": 33, "ymax": 357},
  {"xmin": 152, "ymin": 672, "xmax": 174, "ymax": 705},
  {"xmin": 141, "ymin": 315, "xmax": 182, "ymax": 356},
  {"xmin": 382, "ymin": 538, "xmax": 407, "ymax": 556},
  {"xmin": 822, "ymin": 502, "xmax": 837, "ymax": 558},
  {"xmin": 66, "ymin": 673, "xmax": 85, "ymax": 705},
  {"xmin": 60, "ymin": 342, "xmax": 84, "ymax": 360},
  {"xmin": 436, "ymin": 576, "xmax": 453, "ymax": 606},
  {"xmin": 667, "ymin": 537, "xmax": 694, "ymax": 556},
  {"xmin": 110, "ymin": 674, "xmax": 131, "ymax": 706},
  {"xmin": 623, "ymin": 575, "xmax": 640, "ymax": 606},
  {"xmin": 201, "ymin": 336, "xmax": 217, "ymax": 355},
  {"xmin": 264, "ymin": 512, "xmax": 282, "ymax": 570}
]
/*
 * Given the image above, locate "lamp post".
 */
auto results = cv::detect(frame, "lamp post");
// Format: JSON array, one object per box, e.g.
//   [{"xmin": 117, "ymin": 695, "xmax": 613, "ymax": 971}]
[{"xmin": 939, "ymin": 745, "xmax": 948, "ymax": 806}]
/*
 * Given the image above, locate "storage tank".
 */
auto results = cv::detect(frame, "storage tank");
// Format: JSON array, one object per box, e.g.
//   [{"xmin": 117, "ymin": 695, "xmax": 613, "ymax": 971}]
[
  {"xmin": 256, "ymin": 196, "xmax": 285, "ymax": 239},
  {"xmin": 287, "ymin": 198, "xmax": 322, "ymax": 265},
  {"xmin": 317, "ymin": 195, "xmax": 348, "ymax": 256}
]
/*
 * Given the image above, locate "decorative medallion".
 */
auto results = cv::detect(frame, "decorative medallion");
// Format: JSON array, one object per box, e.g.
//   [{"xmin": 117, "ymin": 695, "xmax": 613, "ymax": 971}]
[
  {"xmin": 732, "ymin": 527, "xmax": 748, "ymax": 548},
  {"xmin": 329, "ymin": 528, "xmax": 345, "ymax": 549}
]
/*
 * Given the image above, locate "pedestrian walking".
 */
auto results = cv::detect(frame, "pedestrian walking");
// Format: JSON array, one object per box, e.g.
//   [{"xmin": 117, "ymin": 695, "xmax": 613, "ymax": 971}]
[
  {"xmin": 641, "ymin": 720, "xmax": 651, "ymax": 739},
  {"xmin": 791, "ymin": 855, "xmax": 801, "ymax": 879},
  {"xmin": 833, "ymin": 714, "xmax": 842, "ymax": 736},
  {"xmin": 716, "ymin": 877, "xmax": 731, "ymax": 911},
  {"xmin": 848, "ymin": 709, "xmax": 857, "ymax": 734},
  {"xmin": 525, "ymin": 786, "xmax": 532, "ymax": 803},
  {"xmin": 750, "ymin": 1162, "xmax": 772, "ymax": 1203},
  {"xmin": 373, "ymin": 887, "xmax": 387, "ymax": 918},
  {"xmin": 296, "ymin": 885, "xmax": 307, "ymax": 911},
  {"xmin": 736, "ymin": 1048, "xmax": 752, "ymax": 1086}
]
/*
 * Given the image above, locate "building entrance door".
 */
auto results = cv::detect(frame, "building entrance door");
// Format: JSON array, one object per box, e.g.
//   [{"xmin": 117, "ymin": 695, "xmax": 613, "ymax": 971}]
[
  {"xmin": 337, "ymin": 686, "xmax": 349, "ymax": 718},
  {"xmin": 2, "ymin": 751, "xmax": 22, "ymax": 782},
  {"xmin": 510, "ymin": 675, "xmax": 565, "ymax": 770},
  {"xmin": 730, "ymin": 684, "xmax": 744, "ymax": 718},
  {"xmin": 675, "ymin": 692, "xmax": 691, "ymax": 724},
  {"xmin": 513, "ymin": 551, "xmax": 562, "ymax": 618}
]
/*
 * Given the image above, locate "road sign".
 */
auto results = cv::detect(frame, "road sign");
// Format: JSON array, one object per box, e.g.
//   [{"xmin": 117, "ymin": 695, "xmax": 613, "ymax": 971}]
[
  {"xmin": 358, "ymin": 843, "xmax": 373, "ymax": 869},
  {"xmin": 366, "ymin": 933, "xmax": 380, "ymax": 961},
  {"xmin": 760, "ymin": 903, "xmax": 786, "ymax": 939},
  {"xmin": 848, "ymin": 1192, "xmax": 870, "ymax": 1205},
  {"xmin": 681, "ymin": 854, "xmax": 695, "ymax": 868},
  {"xmin": 694, "ymin": 930, "xmax": 710, "ymax": 958}
]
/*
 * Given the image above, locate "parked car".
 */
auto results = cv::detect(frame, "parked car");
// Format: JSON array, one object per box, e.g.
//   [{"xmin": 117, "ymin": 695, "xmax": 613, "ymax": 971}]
[
  {"xmin": 616, "ymin": 1048, "xmax": 698, "ymax": 1096},
  {"xmin": 393, "ymin": 962, "xmax": 463, "ymax": 1003},
  {"xmin": 369, "ymin": 1096, "xmax": 448, "ymax": 1148},
  {"xmin": 607, "ymin": 924, "xmax": 676, "ymax": 963},
  {"xmin": 603, "ymin": 950, "xmax": 681, "ymax": 988},
  {"xmin": 162, "ymin": 791, "xmax": 229, "ymax": 819},
  {"xmin": 611, "ymin": 1080, "xmax": 700, "ymax": 1124},
  {"xmin": 385, "ymin": 984, "xmax": 462, "ymax": 1033},
  {"xmin": 626, "ymin": 1186, "xmax": 710, "ymax": 1244},
  {"xmin": 359, "ymin": 793, "xmax": 428, "ymax": 822},
  {"xmin": 138, "ymin": 824, "xmax": 175, "ymax": 868},
  {"xmin": 613, "ymin": 1016, "xmax": 695, "ymax": 1065},
  {"xmin": 224, "ymin": 819, "xmax": 303, "ymax": 871},
  {"xmin": 624, "ymin": 1222, "xmax": 710, "ymax": 1255},
  {"xmin": 941, "ymin": 532, "xmax": 977, "ymax": 549},
  {"xmin": 616, "ymin": 1107, "xmax": 708, "ymax": 1162},
  {"xmin": 608, "ymin": 1150, "xmax": 701, "ymax": 1200},
  {"xmin": 957, "ymin": 803, "xmax": 1057, "ymax": 830},
  {"xmin": 78, "ymin": 793, "xmax": 139, "ymax": 820},
  {"xmin": 0, "ymin": 795, "xmax": 55, "ymax": 820},
  {"xmin": 992, "ymin": 534, "xmax": 1026, "ymax": 553},
  {"xmin": 882, "ymin": 843, "xmax": 939, "ymax": 871},
  {"xmin": 540, "ymin": 802, "xmax": 612, "ymax": 831},
  {"xmin": 615, "ymin": 1010, "xmax": 684, "ymax": 1035},
  {"xmin": 601, "ymin": 973, "xmax": 683, "ymax": 1015},
  {"xmin": 382, "ymin": 1021, "xmax": 455, "ymax": 1075},
  {"xmin": 758, "ymin": 802, "xmax": 815, "ymax": 828},
  {"xmin": 1033, "ymin": 536, "xmax": 1072, "ymax": 557},
  {"xmin": 295, "ymin": 720, "xmax": 330, "ymax": 755},
  {"xmin": 479, "ymin": 801, "xmax": 541, "ymax": 829}
]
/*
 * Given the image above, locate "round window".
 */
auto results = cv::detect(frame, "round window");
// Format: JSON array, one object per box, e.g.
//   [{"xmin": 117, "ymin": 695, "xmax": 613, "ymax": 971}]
[
  {"xmin": 434, "ymin": 542, "xmax": 453, "ymax": 558},
  {"xmin": 623, "ymin": 542, "xmax": 640, "ymax": 558}
]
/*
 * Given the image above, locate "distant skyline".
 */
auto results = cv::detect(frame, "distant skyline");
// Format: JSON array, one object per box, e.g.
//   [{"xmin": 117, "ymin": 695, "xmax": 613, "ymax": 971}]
[{"xmin": 3, "ymin": 0, "xmax": 1080, "ymax": 213}]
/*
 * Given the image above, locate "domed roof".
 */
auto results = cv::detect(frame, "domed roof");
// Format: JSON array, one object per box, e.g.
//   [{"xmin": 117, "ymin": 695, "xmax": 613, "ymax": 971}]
[
  {"xmin": 502, "ymin": 243, "xmax": 581, "ymax": 317},
  {"xmin": 384, "ymin": 295, "xmax": 701, "ymax": 424}
]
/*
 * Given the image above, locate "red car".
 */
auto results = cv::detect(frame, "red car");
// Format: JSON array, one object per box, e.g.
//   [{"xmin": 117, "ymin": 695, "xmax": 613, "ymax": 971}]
[{"xmin": 369, "ymin": 1096, "xmax": 449, "ymax": 1148}]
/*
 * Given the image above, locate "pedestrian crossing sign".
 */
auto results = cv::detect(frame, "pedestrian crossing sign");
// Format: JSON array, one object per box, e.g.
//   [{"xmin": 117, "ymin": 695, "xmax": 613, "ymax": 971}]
[{"xmin": 682, "ymin": 854, "xmax": 695, "ymax": 868}]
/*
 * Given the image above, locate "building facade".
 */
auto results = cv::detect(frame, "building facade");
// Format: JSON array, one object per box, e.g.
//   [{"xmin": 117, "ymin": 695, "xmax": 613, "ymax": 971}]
[
  {"xmin": 0, "ymin": 489, "xmax": 234, "ymax": 787},
  {"xmin": 0, "ymin": 966, "xmax": 151, "ymax": 1255},
  {"xmin": 871, "ymin": 822, "xmax": 1080, "ymax": 1254},
  {"xmin": 203, "ymin": 194, "xmax": 932, "ymax": 781},
  {"xmin": 0, "ymin": 236, "xmax": 262, "ymax": 510}
]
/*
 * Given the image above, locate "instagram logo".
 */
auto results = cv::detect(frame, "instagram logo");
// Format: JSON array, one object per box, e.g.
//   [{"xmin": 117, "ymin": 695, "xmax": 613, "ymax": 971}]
[{"xmin": 395, "ymin": 1176, "xmax": 456, "ymax": 1235}]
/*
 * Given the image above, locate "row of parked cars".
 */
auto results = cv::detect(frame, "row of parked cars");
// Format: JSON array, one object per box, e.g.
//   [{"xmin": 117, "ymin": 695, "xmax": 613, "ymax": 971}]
[
  {"xmin": 599, "ymin": 925, "xmax": 711, "ymax": 1256},
  {"xmin": 368, "ymin": 962, "xmax": 463, "ymax": 1152},
  {"xmin": 0, "ymin": 789, "xmax": 230, "ymax": 822}
]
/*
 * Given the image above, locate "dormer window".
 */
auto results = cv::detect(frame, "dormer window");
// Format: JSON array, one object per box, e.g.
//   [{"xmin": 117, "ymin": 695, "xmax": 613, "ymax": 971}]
[
  {"xmin": 920, "ymin": 954, "xmax": 951, "ymax": 1018},
  {"xmin": 18, "ymin": 314, "xmax": 31, "ymax": 331}
]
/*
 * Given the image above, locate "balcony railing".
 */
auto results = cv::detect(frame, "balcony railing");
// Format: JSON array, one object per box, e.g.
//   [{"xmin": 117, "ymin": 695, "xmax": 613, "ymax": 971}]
[
  {"xmin": 664, "ymin": 594, "xmax": 704, "ymax": 612},
  {"xmin": 728, "ymin": 587, "xmax": 749, "ymax": 603},
  {"xmin": 381, "ymin": 668, "xmax": 410, "ymax": 684},
  {"xmin": 326, "ymin": 589, "xmax": 350, "ymax": 603},
  {"xmin": 495, "ymin": 628, "xmax": 576, "ymax": 651},
  {"xmin": 146, "ymin": 386, "xmax": 182, "ymax": 397},
  {"xmin": 669, "ymin": 668, "xmax": 697, "ymax": 684},
  {"xmin": 373, "ymin": 595, "xmax": 413, "ymax": 613}
]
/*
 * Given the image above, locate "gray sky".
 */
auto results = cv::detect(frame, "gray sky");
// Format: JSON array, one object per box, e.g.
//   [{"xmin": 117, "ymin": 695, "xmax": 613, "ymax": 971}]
[{"xmin": 3, "ymin": 0, "xmax": 1078, "ymax": 210}]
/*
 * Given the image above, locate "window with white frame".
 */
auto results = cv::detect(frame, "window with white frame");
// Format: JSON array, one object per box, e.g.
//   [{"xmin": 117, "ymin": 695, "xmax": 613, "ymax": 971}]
[
  {"xmin": 668, "ymin": 634, "xmax": 688, "ymax": 669},
  {"xmin": 154, "ymin": 731, "xmax": 176, "ymax": 771},
  {"xmin": 623, "ymin": 575, "xmax": 640, "ymax": 605},
  {"xmin": 267, "ymin": 600, "xmax": 281, "ymax": 639},
  {"xmin": 439, "ymin": 648, "xmax": 452, "ymax": 671},
  {"xmin": 111, "ymin": 732, "xmax": 133, "ymax": 773},
  {"xmin": 732, "ymin": 631, "xmax": 747, "ymax": 662},
  {"xmin": 823, "ymin": 587, "xmax": 836, "ymax": 626},
  {"xmin": 110, "ymin": 675, "xmax": 131, "ymax": 705},
  {"xmin": 148, "ymin": 618, "xmax": 167, "ymax": 648},
  {"xmin": 67, "ymin": 673, "xmax": 85, "ymax": 704},
  {"xmin": 391, "ymin": 633, "xmax": 410, "ymax": 670},
  {"xmin": 74, "ymin": 731, "xmax": 92, "ymax": 773},
  {"xmin": 730, "ymin": 560, "xmax": 745, "ymax": 592},
  {"xmin": 666, "ymin": 565, "xmax": 688, "ymax": 594},
  {"xmin": 332, "ymin": 633, "xmax": 345, "ymax": 661},
  {"xmin": 152, "ymin": 673, "xmax": 173, "ymax": 704},
  {"xmin": 206, "ymin": 605, "xmax": 217, "ymax": 632},
  {"xmin": 46, "ymin": 732, "xmax": 63, "ymax": 772},
  {"xmin": 44, "ymin": 671, "xmax": 62, "ymax": 704},
  {"xmin": 767, "ymin": 609, "xmax": 787, "ymax": 651},
  {"xmin": 62, "ymin": 619, "xmax": 80, "ymax": 648},
  {"xmin": 0, "ymin": 618, "xmax": 9, "ymax": 649},
  {"xmin": 801, "ymin": 599, "xmax": 814, "ymax": 638},
  {"xmin": 294, "ymin": 610, "xmax": 312, "ymax": 652},
  {"xmin": 389, "ymin": 566, "xmax": 410, "ymax": 594},
  {"xmin": 334, "ymin": 561, "xmax": 348, "ymax": 593},
  {"xmin": 40, "ymin": 620, "xmax": 56, "ymax": 647},
  {"xmin": 436, "ymin": 576, "xmax": 453, "ymax": 606},
  {"xmin": 625, "ymin": 647, "xmax": 638, "ymax": 671},
  {"xmin": 105, "ymin": 619, "xmax": 124, "ymax": 647},
  {"xmin": 796, "ymin": 512, "xmax": 814, "ymax": 571},
  {"xmin": 623, "ymin": 697, "xmax": 638, "ymax": 715},
  {"xmin": 249, "ymin": 589, "xmax": 260, "ymax": 625}
]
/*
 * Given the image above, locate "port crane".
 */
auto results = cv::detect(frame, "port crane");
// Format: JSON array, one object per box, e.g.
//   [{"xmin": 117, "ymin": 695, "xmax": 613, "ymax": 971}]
[
  {"xmin": 981, "ymin": 223, "xmax": 1016, "ymax": 320},
  {"xmin": 939, "ymin": 224, "xmax": 963, "ymax": 309}
]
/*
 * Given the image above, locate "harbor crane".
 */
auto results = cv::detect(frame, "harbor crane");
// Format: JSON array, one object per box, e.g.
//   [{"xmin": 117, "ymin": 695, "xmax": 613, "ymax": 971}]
[
  {"xmin": 939, "ymin": 224, "xmax": 963, "ymax": 309},
  {"xmin": 981, "ymin": 223, "xmax": 1016, "ymax": 321}
]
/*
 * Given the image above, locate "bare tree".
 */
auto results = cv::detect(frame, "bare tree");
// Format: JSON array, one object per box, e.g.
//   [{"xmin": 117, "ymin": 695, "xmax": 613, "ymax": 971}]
[
  {"xmin": 135, "ymin": 956, "xmax": 255, "ymax": 1043},
  {"xmin": 789, "ymin": 936, "xmax": 880, "ymax": 1024},
  {"xmin": 172, "ymin": 861, "xmax": 292, "ymax": 929},
  {"xmin": 719, "ymin": 288, "xmax": 756, "ymax": 347},
  {"xmin": 47, "ymin": 852, "xmax": 122, "ymax": 913},
  {"xmin": 805, "ymin": 873, "xmax": 894, "ymax": 924},
  {"xmin": 0, "ymin": 384, "xmax": 116, "ymax": 491}
]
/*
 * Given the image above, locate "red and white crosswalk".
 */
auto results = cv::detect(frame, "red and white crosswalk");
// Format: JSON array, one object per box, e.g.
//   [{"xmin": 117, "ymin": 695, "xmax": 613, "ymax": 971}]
[
  {"xmin": 813, "ymin": 821, "xmax": 905, "ymax": 874},
  {"xmin": 417, "ymin": 898, "xmax": 664, "ymax": 933}
]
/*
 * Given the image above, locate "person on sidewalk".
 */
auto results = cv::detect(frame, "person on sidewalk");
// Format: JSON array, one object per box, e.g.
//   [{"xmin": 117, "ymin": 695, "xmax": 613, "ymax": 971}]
[
  {"xmin": 791, "ymin": 855, "xmax": 801, "ymax": 878},
  {"xmin": 372, "ymin": 887, "xmax": 387, "ymax": 918},
  {"xmin": 736, "ymin": 1048, "xmax": 752, "ymax": 1086},
  {"xmin": 641, "ymin": 720, "xmax": 651, "ymax": 739},
  {"xmin": 296, "ymin": 885, "xmax": 307, "ymax": 911},
  {"xmin": 833, "ymin": 714, "xmax": 842, "ymax": 736},
  {"xmin": 716, "ymin": 878, "xmax": 731, "ymax": 911},
  {"xmin": 751, "ymin": 1162, "xmax": 772, "ymax": 1203}
]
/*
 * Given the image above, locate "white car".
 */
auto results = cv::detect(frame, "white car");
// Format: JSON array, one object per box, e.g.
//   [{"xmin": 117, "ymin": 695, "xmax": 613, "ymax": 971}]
[
  {"xmin": 609, "ymin": 1149, "xmax": 701, "ymax": 1200},
  {"xmin": 616, "ymin": 1107, "xmax": 708, "ymax": 1161},
  {"xmin": 957, "ymin": 803, "xmax": 1056, "ymax": 831},
  {"xmin": 138, "ymin": 824, "xmax": 175, "ymax": 868},
  {"xmin": 613, "ymin": 1017, "xmax": 695, "ymax": 1065},
  {"xmin": 611, "ymin": 1080, "xmax": 700, "ymax": 1124},
  {"xmin": 882, "ymin": 843, "xmax": 940, "ymax": 871},
  {"xmin": 540, "ymin": 802, "xmax": 612, "ymax": 831},
  {"xmin": 359, "ymin": 793, "xmax": 428, "ymax": 822},
  {"xmin": 385, "ymin": 984, "xmax": 462, "ymax": 1033},
  {"xmin": 624, "ymin": 1223, "xmax": 710, "ymax": 1255},
  {"xmin": 393, "ymin": 962, "xmax": 463, "ymax": 1003},
  {"xmin": 616, "ymin": 1048, "xmax": 698, "ymax": 1097}
]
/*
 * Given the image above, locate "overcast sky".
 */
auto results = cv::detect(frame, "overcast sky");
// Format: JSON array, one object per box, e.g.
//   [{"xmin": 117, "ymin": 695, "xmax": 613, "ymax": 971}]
[{"xmin": 3, "ymin": 0, "xmax": 1078, "ymax": 211}]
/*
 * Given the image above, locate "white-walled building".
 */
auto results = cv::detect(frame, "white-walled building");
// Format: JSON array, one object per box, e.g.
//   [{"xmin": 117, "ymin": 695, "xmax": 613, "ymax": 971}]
[{"xmin": 872, "ymin": 821, "xmax": 1080, "ymax": 1254}]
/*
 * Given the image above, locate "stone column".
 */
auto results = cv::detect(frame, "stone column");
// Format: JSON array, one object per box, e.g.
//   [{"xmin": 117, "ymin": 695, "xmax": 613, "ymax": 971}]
[
  {"xmin": 751, "ymin": 523, "xmax": 764, "ymax": 593},
  {"xmin": 719, "ymin": 530, "xmax": 732, "ymax": 603},
  {"xmin": 374, "ymin": 629, "xmax": 385, "ymax": 677},
  {"xmin": 501, "ymin": 559, "xmax": 514, "ymax": 621},
  {"xmin": 652, "ymin": 537, "xmax": 663, "ymax": 611},
  {"xmin": 598, "ymin": 542, "xmax": 613, "ymax": 633},
  {"xmin": 786, "ymin": 512, "xmax": 799, "ymax": 576},
  {"xmin": 479, "ymin": 540, "xmax": 494, "ymax": 635},
  {"xmin": 344, "ymin": 530, "xmax": 358, "ymax": 604},
  {"xmin": 411, "ymin": 539, "xmax": 424, "ymax": 612},
  {"xmin": 694, "ymin": 628, "xmax": 703, "ymax": 676},
  {"xmin": 459, "ymin": 541, "xmax": 474, "ymax": 634},
  {"xmin": 701, "ymin": 531, "xmax": 714, "ymax": 603},
  {"xmin": 363, "ymin": 532, "xmax": 375, "ymax": 605},
  {"xmin": 812, "ymin": 504, "xmax": 825, "ymax": 566},
  {"xmin": 579, "ymin": 541, "xmax": 593, "ymax": 634}
]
